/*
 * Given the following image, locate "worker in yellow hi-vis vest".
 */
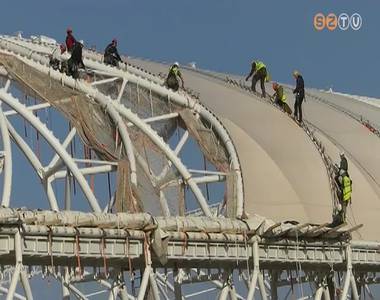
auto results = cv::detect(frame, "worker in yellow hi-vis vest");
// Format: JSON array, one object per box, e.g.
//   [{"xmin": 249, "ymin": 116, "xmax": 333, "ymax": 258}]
[
  {"xmin": 166, "ymin": 62, "xmax": 184, "ymax": 92},
  {"xmin": 245, "ymin": 60, "xmax": 269, "ymax": 98},
  {"xmin": 272, "ymin": 82, "xmax": 286, "ymax": 108},
  {"xmin": 335, "ymin": 169, "xmax": 352, "ymax": 225},
  {"xmin": 271, "ymin": 82, "xmax": 292, "ymax": 115}
]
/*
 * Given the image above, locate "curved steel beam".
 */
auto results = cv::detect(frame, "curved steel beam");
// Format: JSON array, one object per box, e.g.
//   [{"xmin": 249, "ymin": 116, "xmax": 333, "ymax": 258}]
[
  {"xmin": 0, "ymin": 41, "xmax": 212, "ymax": 216},
  {"xmin": 0, "ymin": 36, "xmax": 243, "ymax": 217},
  {"xmin": 81, "ymin": 52, "xmax": 244, "ymax": 217},
  {"xmin": 0, "ymin": 38, "xmax": 138, "ymax": 188},
  {"xmin": 6, "ymin": 120, "xmax": 59, "ymax": 211},
  {"xmin": 0, "ymin": 89, "xmax": 101, "ymax": 212},
  {"xmin": 0, "ymin": 104, "xmax": 12, "ymax": 207}
]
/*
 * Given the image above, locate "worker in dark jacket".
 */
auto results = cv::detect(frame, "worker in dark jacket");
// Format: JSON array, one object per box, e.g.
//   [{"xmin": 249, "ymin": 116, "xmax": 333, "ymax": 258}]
[
  {"xmin": 245, "ymin": 60, "xmax": 267, "ymax": 98},
  {"xmin": 292, "ymin": 71, "xmax": 305, "ymax": 123},
  {"xmin": 67, "ymin": 40, "xmax": 85, "ymax": 79},
  {"xmin": 339, "ymin": 152, "xmax": 348, "ymax": 172},
  {"xmin": 104, "ymin": 38, "xmax": 122, "ymax": 67},
  {"xmin": 65, "ymin": 27, "xmax": 76, "ymax": 53},
  {"xmin": 166, "ymin": 62, "xmax": 184, "ymax": 91}
]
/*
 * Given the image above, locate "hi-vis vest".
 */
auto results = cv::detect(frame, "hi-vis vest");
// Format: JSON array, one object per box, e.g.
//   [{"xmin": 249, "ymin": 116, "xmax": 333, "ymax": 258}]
[
  {"xmin": 278, "ymin": 86, "xmax": 287, "ymax": 103},
  {"xmin": 169, "ymin": 65, "xmax": 180, "ymax": 77},
  {"xmin": 342, "ymin": 175, "xmax": 352, "ymax": 202},
  {"xmin": 254, "ymin": 61, "xmax": 266, "ymax": 71}
]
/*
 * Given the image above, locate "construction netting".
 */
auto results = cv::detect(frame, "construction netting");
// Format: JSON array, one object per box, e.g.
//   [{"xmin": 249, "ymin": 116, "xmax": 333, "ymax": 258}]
[{"xmin": 0, "ymin": 53, "xmax": 236, "ymax": 216}]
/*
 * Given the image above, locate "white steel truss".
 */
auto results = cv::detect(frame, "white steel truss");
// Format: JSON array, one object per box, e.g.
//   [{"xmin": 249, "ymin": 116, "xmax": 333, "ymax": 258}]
[{"xmin": 0, "ymin": 34, "xmax": 377, "ymax": 300}]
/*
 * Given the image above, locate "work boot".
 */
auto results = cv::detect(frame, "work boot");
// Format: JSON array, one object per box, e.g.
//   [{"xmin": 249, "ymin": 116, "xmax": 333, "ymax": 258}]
[{"xmin": 261, "ymin": 92, "xmax": 266, "ymax": 98}]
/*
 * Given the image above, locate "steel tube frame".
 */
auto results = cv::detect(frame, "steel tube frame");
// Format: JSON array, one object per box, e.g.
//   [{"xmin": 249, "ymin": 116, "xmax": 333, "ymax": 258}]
[
  {"xmin": 149, "ymin": 271, "xmax": 161, "ymax": 300},
  {"xmin": 0, "ymin": 103, "xmax": 12, "ymax": 207},
  {"xmin": 54, "ymin": 165, "xmax": 115, "ymax": 179},
  {"xmin": 0, "ymin": 286, "xmax": 26, "ymax": 300},
  {"xmin": 137, "ymin": 266, "xmax": 152, "ymax": 300},
  {"xmin": 7, "ymin": 120, "xmax": 59, "ymax": 210},
  {"xmin": 4, "ymin": 102, "xmax": 51, "ymax": 117},
  {"xmin": 82, "ymin": 56, "xmax": 243, "ymax": 217},
  {"xmin": 0, "ymin": 36, "xmax": 243, "ymax": 218},
  {"xmin": 46, "ymin": 127, "xmax": 76, "ymax": 171},
  {"xmin": 0, "ymin": 44, "xmax": 213, "ymax": 217},
  {"xmin": 0, "ymin": 89, "xmax": 100, "ymax": 212},
  {"xmin": 340, "ymin": 245, "xmax": 359, "ymax": 300},
  {"xmin": 6, "ymin": 231, "xmax": 33, "ymax": 300},
  {"xmin": 85, "ymin": 56, "xmax": 244, "ymax": 217}
]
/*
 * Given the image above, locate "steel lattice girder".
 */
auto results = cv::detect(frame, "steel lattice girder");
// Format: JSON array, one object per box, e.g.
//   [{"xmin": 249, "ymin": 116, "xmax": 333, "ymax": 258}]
[{"xmin": 0, "ymin": 225, "xmax": 378, "ymax": 272}]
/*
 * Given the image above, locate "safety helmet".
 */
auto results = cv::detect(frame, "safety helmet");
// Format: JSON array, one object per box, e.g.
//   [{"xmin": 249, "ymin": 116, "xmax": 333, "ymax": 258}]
[
  {"xmin": 293, "ymin": 70, "xmax": 300, "ymax": 77},
  {"xmin": 66, "ymin": 27, "xmax": 73, "ymax": 33},
  {"xmin": 79, "ymin": 40, "xmax": 84, "ymax": 45},
  {"xmin": 340, "ymin": 151, "xmax": 345, "ymax": 157},
  {"xmin": 272, "ymin": 82, "xmax": 279, "ymax": 90},
  {"xmin": 173, "ymin": 62, "xmax": 179, "ymax": 67}
]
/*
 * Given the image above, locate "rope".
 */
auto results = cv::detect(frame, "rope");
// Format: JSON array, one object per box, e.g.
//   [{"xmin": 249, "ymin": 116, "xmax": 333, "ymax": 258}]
[
  {"xmin": 74, "ymin": 228, "xmax": 82, "ymax": 278},
  {"xmin": 47, "ymin": 226, "xmax": 54, "ymax": 271},
  {"xmin": 124, "ymin": 230, "xmax": 136, "ymax": 296},
  {"xmin": 180, "ymin": 230, "xmax": 189, "ymax": 256},
  {"xmin": 107, "ymin": 172, "xmax": 112, "ymax": 210},
  {"xmin": 226, "ymin": 78, "xmax": 341, "ymax": 216},
  {"xmin": 100, "ymin": 229, "xmax": 109, "ymax": 278},
  {"xmin": 243, "ymin": 231, "xmax": 251, "ymax": 280},
  {"xmin": 295, "ymin": 230, "xmax": 305, "ymax": 298}
]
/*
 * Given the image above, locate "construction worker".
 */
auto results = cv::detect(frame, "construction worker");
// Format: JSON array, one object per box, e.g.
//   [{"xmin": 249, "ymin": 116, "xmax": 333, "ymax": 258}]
[
  {"xmin": 271, "ymin": 82, "xmax": 286, "ymax": 110},
  {"xmin": 166, "ymin": 62, "xmax": 184, "ymax": 91},
  {"xmin": 67, "ymin": 40, "xmax": 85, "ymax": 79},
  {"xmin": 339, "ymin": 152, "xmax": 348, "ymax": 172},
  {"xmin": 104, "ymin": 38, "xmax": 122, "ymax": 67},
  {"xmin": 335, "ymin": 169, "xmax": 352, "ymax": 225},
  {"xmin": 65, "ymin": 27, "xmax": 76, "ymax": 53},
  {"xmin": 49, "ymin": 44, "xmax": 66, "ymax": 71},
  {"xmin": 245, "ymin": 60, "xmax": 267, "ymax": 98},
  {"xmin": 292, "ymin": 71, "xmax": 305, "ymax": 123}
]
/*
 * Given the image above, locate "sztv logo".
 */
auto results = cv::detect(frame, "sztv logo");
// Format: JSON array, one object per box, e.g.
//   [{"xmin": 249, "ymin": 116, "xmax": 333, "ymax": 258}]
[{"xmin": 314, "ymin": 13, "xmax": 362, "ymax": 31}]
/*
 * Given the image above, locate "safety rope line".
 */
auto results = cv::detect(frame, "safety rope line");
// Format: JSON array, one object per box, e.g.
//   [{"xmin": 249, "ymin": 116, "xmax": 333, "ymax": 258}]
[
  {"xmin": 295, "ymin": 230, "xmax": 305, "ymax": 298},
  {"xmin": 74, "ymin": 228, "xmax": 82, "ymax": 278},
  {"xmin": 47, "ymin": 225, "xmax": 54, "ymax": 271},
  {"xmin": 124, "ymin": 65, "xmax": 244, "ymax": 217},
  {"xmin": 306, "ymin": 92, "xmax": 380, "ymax": 139},
  {"xmin": 180, "ymin": 230, "xmax": 189, "ymax": 256},
  {"xmin": 100, "ymin": 229, "xmax": 109, "ymax": 278},
  {"xmin": 224, "ymin": 77, "xmax": 340, "ymax": 212}
]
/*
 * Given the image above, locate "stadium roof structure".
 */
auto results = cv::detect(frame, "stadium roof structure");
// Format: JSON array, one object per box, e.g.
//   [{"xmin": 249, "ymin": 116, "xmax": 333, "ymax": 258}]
[
  {"xmin": 0, "ymin": 34, "xmax": 378, "ymax": 299},
  {"xmin": 127, "ymin": 57, "xmax": 380, "ymax": 242}
]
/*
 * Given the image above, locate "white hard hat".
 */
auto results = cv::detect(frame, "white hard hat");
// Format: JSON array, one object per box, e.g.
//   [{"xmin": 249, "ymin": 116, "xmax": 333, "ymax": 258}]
[
  {"xmin": 79, "ymin": 40, "xmax": 84, "ymax": 45},
  {"xmin": 173, "ymin": 62, "xmax": 179, "ymax": 67},
  {"xmin": 340, "ymin": 151, "xmax": 345, "ymax": 156}
]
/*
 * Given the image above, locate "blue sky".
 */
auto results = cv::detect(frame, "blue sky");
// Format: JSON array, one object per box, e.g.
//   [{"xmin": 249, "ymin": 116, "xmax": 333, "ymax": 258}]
[{"xmin": 0, "ymin": 0, "xmax": 378, "ymax": 97}]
